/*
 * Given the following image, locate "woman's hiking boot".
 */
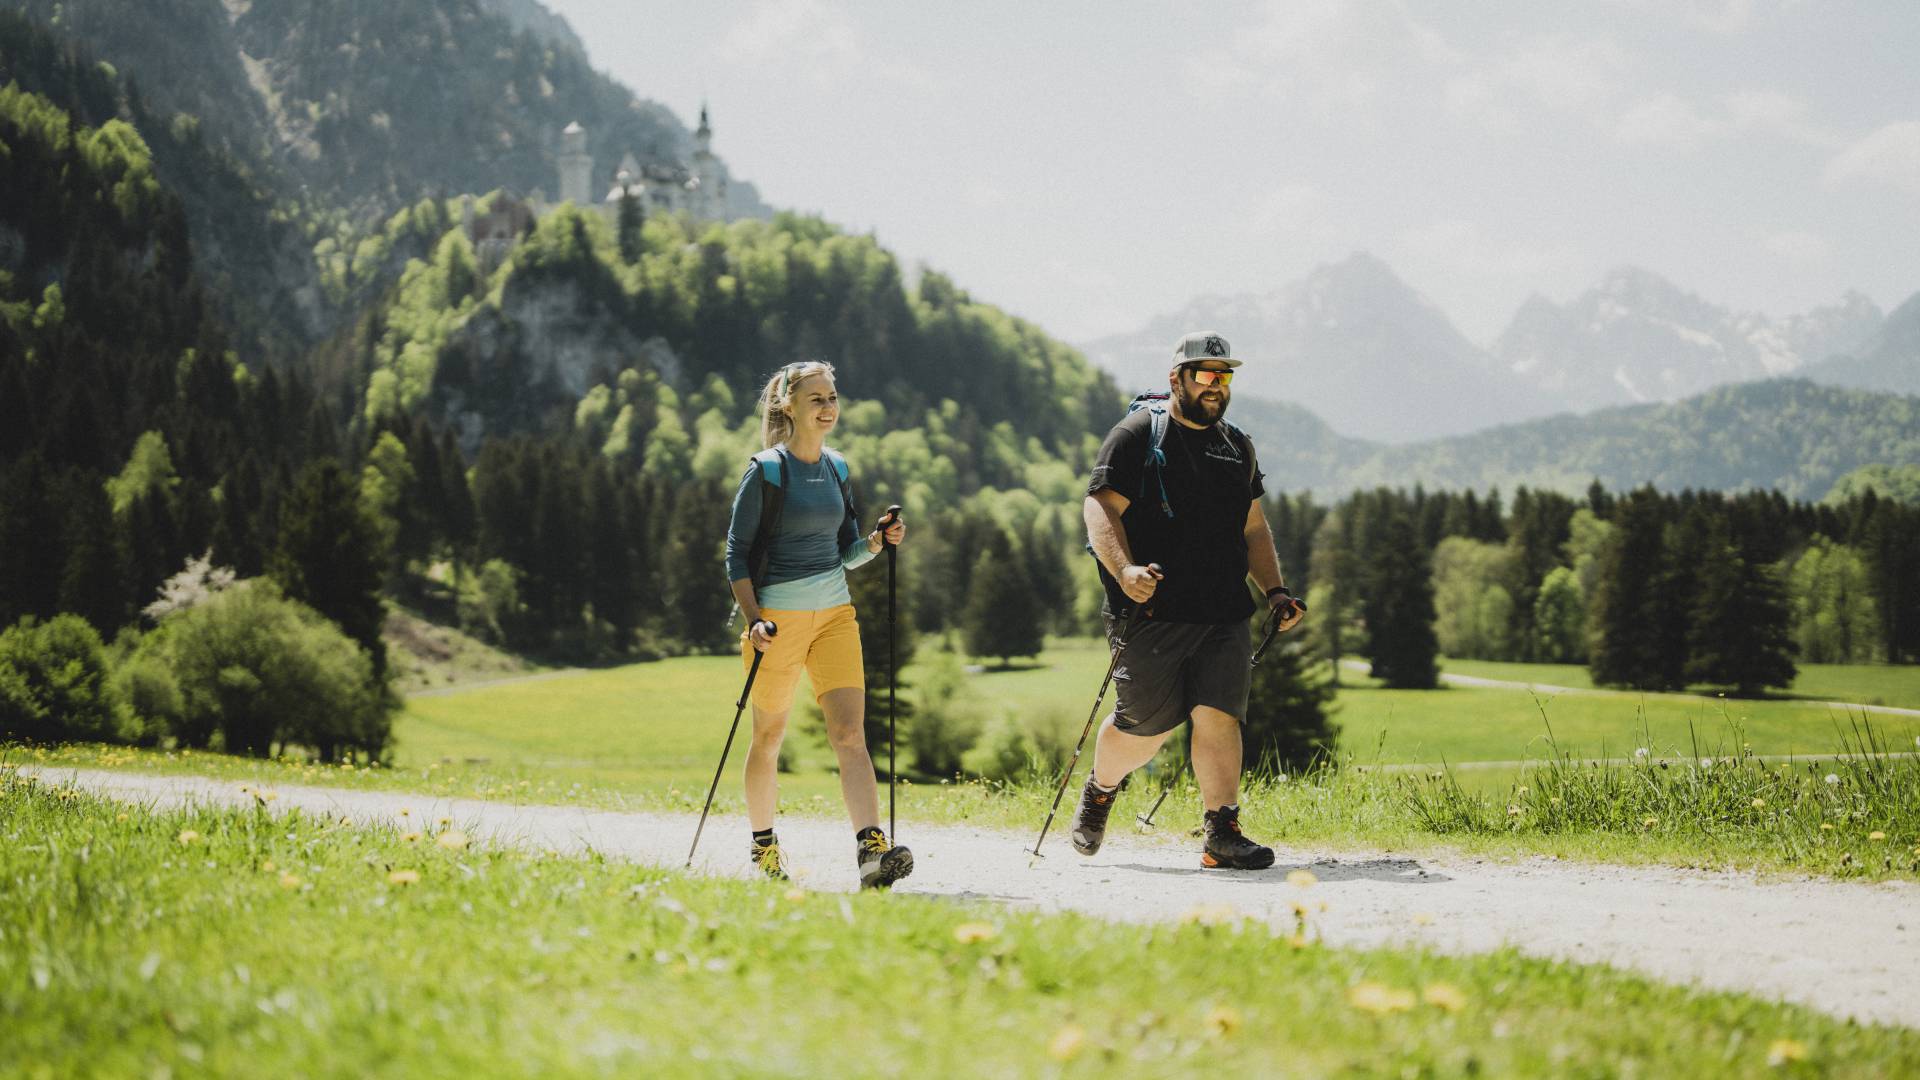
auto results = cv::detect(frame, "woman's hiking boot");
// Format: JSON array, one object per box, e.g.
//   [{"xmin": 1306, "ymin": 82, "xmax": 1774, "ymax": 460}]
[
  {"xmin": 1071, "ymin": 775, "xmax": 1119, "ymax": 855},
  {"xmin": 856, "ymin": 826, "xmax": 913, "ymax": 890},
  {"xmin": 751, "ymin": 837, "xmax": 789, "ymax": 881},
  {"xmin": 1200, "ymin": 804, "xmax": 1275, "ymax": 870}
]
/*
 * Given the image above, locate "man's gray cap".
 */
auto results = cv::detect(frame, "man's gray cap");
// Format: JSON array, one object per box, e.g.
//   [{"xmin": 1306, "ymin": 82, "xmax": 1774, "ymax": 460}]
[{"xmin": 1171, "ymin": 331, "xmax": 1242, "ymax": 369}]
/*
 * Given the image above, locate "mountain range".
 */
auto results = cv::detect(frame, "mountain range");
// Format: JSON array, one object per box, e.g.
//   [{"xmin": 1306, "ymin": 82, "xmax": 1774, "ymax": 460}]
[{"xmin": 1084, "ymin": 253, "xmax": 1916, "ymax": 444}]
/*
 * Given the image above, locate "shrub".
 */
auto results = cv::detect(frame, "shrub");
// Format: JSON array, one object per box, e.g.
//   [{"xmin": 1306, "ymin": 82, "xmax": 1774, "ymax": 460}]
[
  {"xmin": 906, "ymin": 652, "xmax": 985, "ymax": 778},
  {"xmin": 135, "ymin": 580, "xmax": 393, "ymax": 759},
  {"xmin": 0, "ymin": 614, "xmax": 118, "ymax": 743}
]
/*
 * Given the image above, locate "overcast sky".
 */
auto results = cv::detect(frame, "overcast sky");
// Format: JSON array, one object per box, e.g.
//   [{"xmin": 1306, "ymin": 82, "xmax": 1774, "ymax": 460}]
[{"xmin": 544, "ymin": 1, "xmax": 1920, "ymax": 346}]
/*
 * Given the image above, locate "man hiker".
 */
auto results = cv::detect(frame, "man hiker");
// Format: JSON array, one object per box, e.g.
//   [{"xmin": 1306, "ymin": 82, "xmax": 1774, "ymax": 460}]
[{"xmin": 1073, "ymin": 331, "xmax": 1305, "ymax": 869}]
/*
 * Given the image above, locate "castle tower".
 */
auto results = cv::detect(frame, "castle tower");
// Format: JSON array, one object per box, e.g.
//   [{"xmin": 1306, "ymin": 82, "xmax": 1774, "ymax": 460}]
[
  {"xmin": 558, "ymin": 121, "xmax": 593, "ymax": 206},
  {"xmin": 690, "ymin": 102, "xmax": 727, "ymax": 219}
]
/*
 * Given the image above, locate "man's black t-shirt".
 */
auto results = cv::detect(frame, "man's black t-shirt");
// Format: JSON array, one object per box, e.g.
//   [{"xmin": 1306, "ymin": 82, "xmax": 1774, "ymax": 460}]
[{"xmin": 1088, "ymin": 408, "xmax": 1265, "ymax": 624}]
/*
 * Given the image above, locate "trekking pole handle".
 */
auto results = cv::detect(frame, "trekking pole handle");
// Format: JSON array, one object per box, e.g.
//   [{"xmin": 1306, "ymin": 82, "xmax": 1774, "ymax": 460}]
[{"xmin": 878, "ymin": 505, "xmax": 903, "ymax": 547}]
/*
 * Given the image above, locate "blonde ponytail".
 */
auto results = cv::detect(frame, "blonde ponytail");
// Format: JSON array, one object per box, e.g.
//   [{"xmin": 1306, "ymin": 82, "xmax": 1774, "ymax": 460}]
[{"xmin": 757, "ymin": 360, "xmax": 836, "ymax": 448}]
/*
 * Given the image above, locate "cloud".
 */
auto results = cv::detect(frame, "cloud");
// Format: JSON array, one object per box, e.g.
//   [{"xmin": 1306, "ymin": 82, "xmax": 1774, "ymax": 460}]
[
  {"xmin": 1251, "ymin": 183, "xmax": 1329, "ymax": 234},
  {"xmin": 1762, "ymin": 230, "xmax": 1829, "ymax": 263},
  {"xmin": 1822, "ymin": 121, "xmax": 1920, "ymax": 196},
  {"xmin": 1616, "ymin": 93, "xmax": 1722, "ymax": 146},
  {"xmin": 1178, "ymin": 0, "xmax": 1459, "ymax": 115},
  {"xmin": 717, "ymin": 2, "xmax": 934, "ymax": 91},
  {"xmin": 1445, "ymin": 35, "xmax": 1628, "ymax": 132}
]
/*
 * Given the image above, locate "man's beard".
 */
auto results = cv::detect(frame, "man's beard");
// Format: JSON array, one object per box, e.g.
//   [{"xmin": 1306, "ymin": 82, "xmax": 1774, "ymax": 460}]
[{"xmin": 1177, "ymin": 382, "xmax": 1229, "ymax": 427}]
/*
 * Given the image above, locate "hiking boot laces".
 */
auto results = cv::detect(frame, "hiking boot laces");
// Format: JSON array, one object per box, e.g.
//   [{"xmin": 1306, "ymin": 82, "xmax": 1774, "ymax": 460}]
[{"xmin": 751, "ymin": 841, "xmax": 789, "ymax": 881}]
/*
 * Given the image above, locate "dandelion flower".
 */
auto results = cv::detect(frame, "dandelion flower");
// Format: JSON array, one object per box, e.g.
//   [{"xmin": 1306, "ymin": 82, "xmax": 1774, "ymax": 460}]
[
  {"xmin": 438, "ymin": 816, "xmax": 452, "ymax": 826},
  {"xmin": 1275, "ymin": 773, "xmax": 1288, "ymax": 784},
  {"xmin": 1820, "ymin": 823, "xmax": 1834, "ymax": 832},
  {"xmin": 1204, "ymin": 1004, "xmax": 1242, "ymax": 1036},
  {"xmin": 1287, "ymin": 869, "xmax": 1318, "ymax": 888},
  {"xmin": 278, "ymin": 872, "xmax": 303, "ymax": 890},
  {"xmin": 401, "ymin": 831, "xmax": 422, "ymax": 843},
  {"xmin": 115, "ymin": 812, "xmax": 129, "ymax": 822},
  {"xmin": 388, "ymin": 869, "xmax": 420, "ymax": 886},
  {"xmin": 1869, "ymin": 831, "xmax": 1887, "ymax": 842},
  {"xmin": 436, "ymin": 830, "xmax": 470, "ymax": 851},
  {"xmin": 1765, "ymin": 1038, "xmax": 1808, "ymax": 1066},
  {"xmin": 1348, "ymin": 982, "xmax": 1416, "ymax": 1015},
  {"xmin": 1700, "ymin": 757, "xmax": 1714, "ymax": 770},
  {"xmin": 1824, "ymin": 774, "xmax": 1840, "ymax": 786},
  {"xmin": 1046, "ymin": 1024, "xmax": 1086, "ymax": 1061},
  {"xmin": 1634, "ymin": 747, "xmax": 1650, "ymax": 761},
  {"xmin": 953, "ymin": 922, "xmax": 998, "ymax": 944},
  {"xmin": 1422, "ymin": 983, "xmax": 1468, "ymax": 1012},
  {"xmin": 1752, "ymin": 798, "xmax": 1767, "ymax": 809},
  {"xmin": 176, "ymin": 830, "xmax": 200, "ymax": 846}
]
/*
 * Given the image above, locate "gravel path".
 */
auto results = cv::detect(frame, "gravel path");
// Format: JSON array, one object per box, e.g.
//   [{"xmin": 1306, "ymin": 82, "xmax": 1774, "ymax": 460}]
[
  {"xmin": 1337, "ymin": 659, "xmax": 1920, "ymax": 719},
  {"xmin": 31, "ymin": 766, "xmax": 1920, "ymax": 1030}
]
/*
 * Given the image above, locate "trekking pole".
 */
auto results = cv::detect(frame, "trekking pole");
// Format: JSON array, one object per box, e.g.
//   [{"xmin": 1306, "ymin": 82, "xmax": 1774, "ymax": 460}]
[
  {"xmin": 879, "ymin": 505, "xmax": 902, "ymax": 840},
  {"xmin": 1029, "ymin": 564, "xmax": 1161, "ymax": 863},
  {"xmin": 687, "ymin": 621, "xmax": 776, "ymax": 868},
  {"xmin": 1136, "ymin": 592, "xmax": 1309, "ymax": 829}
]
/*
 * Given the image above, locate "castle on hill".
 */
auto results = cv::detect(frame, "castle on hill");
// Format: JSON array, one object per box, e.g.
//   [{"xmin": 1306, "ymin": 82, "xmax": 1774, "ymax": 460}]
[
  {"xmin": 558, "ymin": 104, "xmax": 730, "ymax": 222},
  {"xmin": 465, "ymin": 106, "xmax": 736, "ymax": 271}
]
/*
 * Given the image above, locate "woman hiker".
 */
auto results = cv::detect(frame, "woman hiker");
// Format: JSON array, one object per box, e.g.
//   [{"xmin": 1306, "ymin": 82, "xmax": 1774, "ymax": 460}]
[{"xmin": 724, "ymin": 360, "xmax": 913, "ymax": 889}]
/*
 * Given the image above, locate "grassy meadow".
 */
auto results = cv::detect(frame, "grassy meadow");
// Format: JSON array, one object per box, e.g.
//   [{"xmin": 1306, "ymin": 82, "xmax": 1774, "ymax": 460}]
[
  {"xmin": 19, "ymin": 638, "xmax": 1920, "ymax": 880},
  {"xmin": 6, "ymin": 773, "xmax": 1917, "ymax": 1077}
]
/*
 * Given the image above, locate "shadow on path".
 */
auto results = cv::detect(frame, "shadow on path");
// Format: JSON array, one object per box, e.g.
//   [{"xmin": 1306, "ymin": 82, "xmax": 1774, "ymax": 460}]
[{"xmin": 1107, "ymin": 858, "xmax": 1451, "ymax": 885}]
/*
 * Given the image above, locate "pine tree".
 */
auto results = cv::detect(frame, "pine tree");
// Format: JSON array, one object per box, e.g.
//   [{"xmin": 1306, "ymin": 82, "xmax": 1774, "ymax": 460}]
[
  {"xmin": 961, "ymin": 529, "xmax": 1043, "ymax": 666},
  {"xmin": 1242, "ymin": 630, "xmax": 1338, "ymax": 775},
  {"xmin": 1685, "ymin": 518, "xmax": 1797, "ymax": 695},
  {"xmin": 1589, "ymin": 491, "xmax": 1672, "ymax": 689},
  {"xmin": 1362, "ymin": 510, "xmax": 1438, "ymax": 689},
  {"xmin": 617, "ymin": 189, "xmax": 645, "ymax": 264},
  {"xmin": 269, "ymin": 458, "xmax": 391, "ymax": 675}
]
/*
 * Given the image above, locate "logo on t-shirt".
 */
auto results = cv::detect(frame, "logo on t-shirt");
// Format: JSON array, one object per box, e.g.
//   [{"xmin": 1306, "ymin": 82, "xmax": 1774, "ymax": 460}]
[{"xmin": 1203, "ymin": 443, "xmax": 1243, "ymax": 465}]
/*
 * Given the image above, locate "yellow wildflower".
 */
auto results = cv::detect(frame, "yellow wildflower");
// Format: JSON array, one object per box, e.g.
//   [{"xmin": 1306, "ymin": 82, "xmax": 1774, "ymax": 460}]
[
  {"xmin": 1820, "ymin": 823, "xmax": 1834, "ymax": 832},
  {"xmin": 436, "ymin": 830, "xmax": 470, "ymax": 851},
  {"xmin": 1046, "ymin": 1025, "xmax": 1086, "ymax": 1061},
  {"xmin": 1641, "ymin": 816, "xmax": 1658, "ymax": 828},
  {"xmin": 388, "ymin": 869, "xmax": 420, "ymax": 886},
  {"xmin": 1287, "ymin": 869, "xmax": 1318, "ymax": 888},
  {"xmin": 1204, "ymin": 1005, "xmax": 1242, "ymax": 1037},
  {"xmin": 115, "ymin": 812, "xmax": 129, "ymax": 822},
  {"xmin": 1422, "ymin": 983, "xmax": 1468, "ymax": 1012},
  {"xmin": 1751, "ymin": 798, "xmax": 1766, "ymax": 809},
  {"xmin": 176, "ymin": 830, "xmax": 200, "ymax": 846},
  {"xmin": 952, "ymin": 922, "xmax": 998, "ymax": 944},
  {"xmin": 1765, "ymin": 1038, "xmax": 1808, "ymax": 1066},
  {"xmin": 278, "ymin": 872, "xmax": 303, "ymax": 890},
  {"xmin": 1348, "ymin": 982, "xmax": 1416, "ymax": 1015},
  {"xmin": 1869, "ymin": 831, "xmax": 1887, "ymax": 841}
]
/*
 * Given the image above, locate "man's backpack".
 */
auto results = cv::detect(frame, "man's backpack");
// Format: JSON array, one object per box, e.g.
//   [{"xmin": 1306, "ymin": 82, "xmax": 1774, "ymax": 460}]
[
  {"xmin": 1121, "ymin": 391, "xmax": 1245, "ymax": 520},
  {"xmin": 746, "ymin": 446, "xmax": 854, "ymax": 589}
]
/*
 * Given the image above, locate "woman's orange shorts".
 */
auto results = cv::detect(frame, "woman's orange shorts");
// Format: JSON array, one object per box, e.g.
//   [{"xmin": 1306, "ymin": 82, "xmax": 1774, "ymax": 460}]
[{"xmin": 740, "ymin": 604, "xmax": 864, "ymax": 712}]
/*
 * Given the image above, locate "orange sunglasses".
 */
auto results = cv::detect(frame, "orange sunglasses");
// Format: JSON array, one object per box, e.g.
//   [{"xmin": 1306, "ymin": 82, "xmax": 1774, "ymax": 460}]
[{"xmin": 1184, "ymin": 367, "xmax": 1234, "ymax": 387}]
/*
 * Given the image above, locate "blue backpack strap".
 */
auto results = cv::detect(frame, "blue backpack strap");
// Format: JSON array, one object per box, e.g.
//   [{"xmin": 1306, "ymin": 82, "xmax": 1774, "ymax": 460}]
[
  {"xmin": 748, "ymin": 447, "xmax": 790, "ymax": 589},
  {"xmin": 1144, "ymin": 405, "xmax": 1173, "ymax": 518}
]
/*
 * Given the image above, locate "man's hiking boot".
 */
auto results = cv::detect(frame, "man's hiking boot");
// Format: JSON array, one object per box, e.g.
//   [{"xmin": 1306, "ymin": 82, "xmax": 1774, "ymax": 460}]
[
  {"xmin": 856, "ymin": 826, "xmax": 913, "ymax": 890},
  {"xmin": 1201, "ymin": 804, "xmax": 1275, "ymax": 870},
  {"xmin": 1071, "ymin": 775, "xmax": 1119, "ymax": 856},
  {"xmin": 750, "ymin": 838, "xmax": 789, "ymax": 881}
]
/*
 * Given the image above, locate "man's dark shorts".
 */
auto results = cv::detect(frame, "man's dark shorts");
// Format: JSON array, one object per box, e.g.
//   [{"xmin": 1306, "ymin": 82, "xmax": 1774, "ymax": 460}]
[{"xmin": 1103, "ymin": 615, "xmax": 1252, "ymax": 738}]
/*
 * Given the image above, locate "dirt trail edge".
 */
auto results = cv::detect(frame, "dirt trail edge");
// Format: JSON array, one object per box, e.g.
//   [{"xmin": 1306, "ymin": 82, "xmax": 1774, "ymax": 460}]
[{"xmin": 31, "ymin": 767, "xmax": 1920, "ymax": 1030}]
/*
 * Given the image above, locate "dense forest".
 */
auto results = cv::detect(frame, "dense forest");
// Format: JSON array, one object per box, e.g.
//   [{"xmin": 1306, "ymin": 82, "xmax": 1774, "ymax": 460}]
[{"xmin": 3, "ymin": 4, "xmax": 1918, "ymax": 774}]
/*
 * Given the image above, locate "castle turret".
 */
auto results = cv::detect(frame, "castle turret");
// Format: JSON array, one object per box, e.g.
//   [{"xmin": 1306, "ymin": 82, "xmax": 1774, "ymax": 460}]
[
  {"xmin": 691, "ymin": 102, "xmax": 726, "ymax": 219},
  {"xmin": 558, "ymin": 121, "xmax": 593, "ymax": 206}
]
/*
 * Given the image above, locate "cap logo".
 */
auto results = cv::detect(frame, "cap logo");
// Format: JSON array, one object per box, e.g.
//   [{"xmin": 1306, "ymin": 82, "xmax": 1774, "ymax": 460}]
[{"xmin": 1203, "ymin": 336, "xmax": 1227, "ymax": 358}]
